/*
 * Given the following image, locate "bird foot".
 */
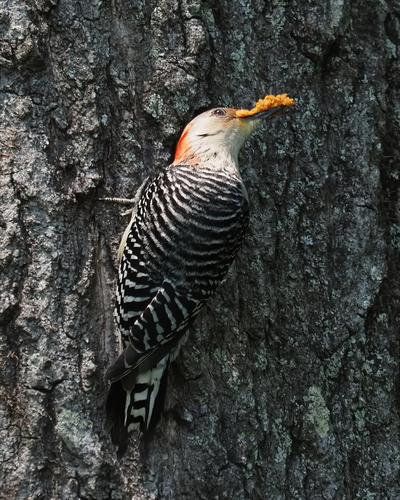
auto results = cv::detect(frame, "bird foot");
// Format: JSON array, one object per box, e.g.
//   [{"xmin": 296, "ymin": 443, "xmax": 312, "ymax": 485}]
[{"xmin": 99, "ymin": 197, "xmax": 136, "ymax": 216}]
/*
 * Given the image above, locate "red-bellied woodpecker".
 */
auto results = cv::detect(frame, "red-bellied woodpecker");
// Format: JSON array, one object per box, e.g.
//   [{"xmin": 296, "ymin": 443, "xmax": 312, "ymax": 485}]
[{"xmin": 105, "ymin": 95, "xmax": 294, "ymax": 455}]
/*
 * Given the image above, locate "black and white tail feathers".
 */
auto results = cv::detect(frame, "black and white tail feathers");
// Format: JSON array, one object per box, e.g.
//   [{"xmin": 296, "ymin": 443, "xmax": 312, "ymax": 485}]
[{"xmin": 106, "ymin": 356, "xmax": 170, "ymax": 457}]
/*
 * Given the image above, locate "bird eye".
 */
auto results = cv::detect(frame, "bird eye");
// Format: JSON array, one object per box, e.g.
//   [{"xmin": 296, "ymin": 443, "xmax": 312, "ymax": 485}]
[{"xmin": 212, "ymin": 108, "xmax": 226, "ymax": 117}]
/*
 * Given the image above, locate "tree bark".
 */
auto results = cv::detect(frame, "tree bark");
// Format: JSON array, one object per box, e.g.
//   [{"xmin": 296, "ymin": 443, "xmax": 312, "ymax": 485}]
[{"xmin": 1, "ymin": 0, "xmax": 399, "ymax": 498}]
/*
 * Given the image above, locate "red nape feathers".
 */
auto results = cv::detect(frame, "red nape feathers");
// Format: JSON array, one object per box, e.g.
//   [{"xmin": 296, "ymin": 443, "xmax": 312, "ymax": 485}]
[{"xmin": 173, "ymin": 123, "xmax": 193, "ymax": 163}]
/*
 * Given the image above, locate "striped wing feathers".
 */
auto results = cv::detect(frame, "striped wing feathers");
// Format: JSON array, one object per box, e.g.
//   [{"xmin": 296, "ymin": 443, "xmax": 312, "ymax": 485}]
[{"xmin": 109, "ymin": 163, "xmax": 248, "ymax": 381}]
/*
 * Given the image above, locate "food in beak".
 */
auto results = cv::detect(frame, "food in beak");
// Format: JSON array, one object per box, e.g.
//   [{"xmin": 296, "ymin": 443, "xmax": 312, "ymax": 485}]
[{"xmin": 235, "ymin": 93, "xmax": 295, "ymax": 119}]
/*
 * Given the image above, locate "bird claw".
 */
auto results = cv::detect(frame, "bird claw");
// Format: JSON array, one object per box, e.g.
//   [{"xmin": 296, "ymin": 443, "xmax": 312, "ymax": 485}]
[
  {"xmin": 99, "ymin": 197, "xmax": 137, "ymax": 205},
  {"xmin": 121, "ymin": 209, "xmax": 133, "ymax": 217}
]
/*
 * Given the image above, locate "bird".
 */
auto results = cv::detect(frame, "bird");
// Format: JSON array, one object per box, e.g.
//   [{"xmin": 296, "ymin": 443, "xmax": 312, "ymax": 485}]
[{"xmin": 105, "ymin": 94, "xmax": 295, "ymax": 456}]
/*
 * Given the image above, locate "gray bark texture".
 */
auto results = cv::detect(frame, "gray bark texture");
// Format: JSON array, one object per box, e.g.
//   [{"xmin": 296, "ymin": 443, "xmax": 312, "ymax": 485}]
[{"xmin": 1, "ymin": 0, "xmax": 399, "ymax": 498}]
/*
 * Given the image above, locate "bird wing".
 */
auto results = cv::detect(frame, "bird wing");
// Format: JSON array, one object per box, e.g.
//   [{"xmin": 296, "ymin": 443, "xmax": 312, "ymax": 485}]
[
  {"xmin": 110, "ymin": 164, "xmax": 248, "ymax": 381},
  {"xmin": 111, "ymin": 170, "xmax": 206, "ymax": 382},
  {"xmin": 107, "ymin": 279, "xmax": 204, "ymax": 382}
]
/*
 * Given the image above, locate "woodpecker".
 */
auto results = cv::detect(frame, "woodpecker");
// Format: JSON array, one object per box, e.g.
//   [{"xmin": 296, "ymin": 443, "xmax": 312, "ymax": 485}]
[{"xmin": 105, "ymin": 95, "xmax": 294, "ymax": 455}]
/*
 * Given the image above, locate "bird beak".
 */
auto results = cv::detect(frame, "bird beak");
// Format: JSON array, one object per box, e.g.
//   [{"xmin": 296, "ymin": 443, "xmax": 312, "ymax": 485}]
[{"xmin": 238, "ymin": 106, "xmax": 289, "ymax": 121}]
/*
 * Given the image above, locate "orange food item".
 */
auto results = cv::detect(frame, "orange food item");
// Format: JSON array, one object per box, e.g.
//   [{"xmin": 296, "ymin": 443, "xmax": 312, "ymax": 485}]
[{"xmin": 235, "ymin": 93, "xmax": 295, "ymax": 118}]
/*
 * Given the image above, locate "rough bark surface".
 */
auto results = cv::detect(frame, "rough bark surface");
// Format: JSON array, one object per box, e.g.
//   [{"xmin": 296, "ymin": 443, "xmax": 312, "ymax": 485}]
[{"xmin": 1, "ymin": 0, "xmax": 399, "ymax": 498}]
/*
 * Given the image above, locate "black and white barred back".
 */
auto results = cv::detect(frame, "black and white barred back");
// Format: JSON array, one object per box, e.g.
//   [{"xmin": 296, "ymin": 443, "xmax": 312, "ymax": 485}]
[{"xmin": 106, "ymin": 162, "xmax": 249, "ymax": 455}]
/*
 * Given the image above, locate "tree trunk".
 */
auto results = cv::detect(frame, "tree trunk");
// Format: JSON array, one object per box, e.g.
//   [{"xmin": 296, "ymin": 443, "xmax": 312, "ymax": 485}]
[{"xmin": 1, "ymin": 0, "xmax": 399, "ymax": 498}]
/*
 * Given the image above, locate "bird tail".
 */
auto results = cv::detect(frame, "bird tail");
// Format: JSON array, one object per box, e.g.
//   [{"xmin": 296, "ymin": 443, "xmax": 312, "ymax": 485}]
[{"xmin": 106, "ymin": 355, "xmax": 170, "ymax": 456}]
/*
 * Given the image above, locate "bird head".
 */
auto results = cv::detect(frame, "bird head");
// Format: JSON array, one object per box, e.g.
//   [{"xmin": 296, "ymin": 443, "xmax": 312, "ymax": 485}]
[{"xmin": 173, "ymin": 94, "xmax": 295, "ymax": 165}]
